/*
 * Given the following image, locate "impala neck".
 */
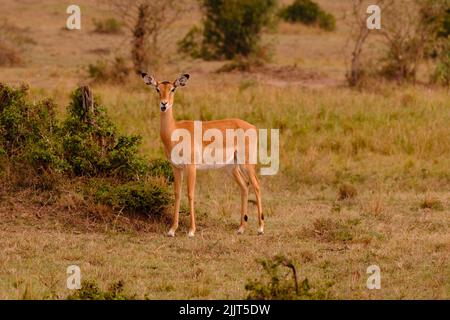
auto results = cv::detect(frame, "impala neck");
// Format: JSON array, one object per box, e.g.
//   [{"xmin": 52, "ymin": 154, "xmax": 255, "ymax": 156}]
[{"xmin": 160, "ymin": 107, "xmax": 176, "ymax": 150}]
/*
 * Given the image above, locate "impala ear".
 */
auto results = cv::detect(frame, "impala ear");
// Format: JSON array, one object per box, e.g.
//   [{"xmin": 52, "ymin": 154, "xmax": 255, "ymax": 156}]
[
  {"xmin": 141, "ymin": 72, "xmax": 157, "ymax": 87},
  {"xmin": 174, "ymin": 74, "xmax": 190, "ymax": 87}
]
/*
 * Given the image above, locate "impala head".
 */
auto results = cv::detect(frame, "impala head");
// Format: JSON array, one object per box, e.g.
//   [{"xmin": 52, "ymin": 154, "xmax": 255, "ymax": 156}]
[{"xmin": 140, "ymin": 72, "xmax": 190, "ymax": 112}]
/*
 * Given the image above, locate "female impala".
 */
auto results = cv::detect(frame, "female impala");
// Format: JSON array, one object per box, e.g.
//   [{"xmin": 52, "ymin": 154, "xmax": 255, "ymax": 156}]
[{"xmin": 141, "ymin": 72, "xmax": 263, "ymax": 237}]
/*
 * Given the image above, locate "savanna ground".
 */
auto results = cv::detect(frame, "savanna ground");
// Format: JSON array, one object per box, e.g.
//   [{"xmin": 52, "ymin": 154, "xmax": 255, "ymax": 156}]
[{"xmin": 0, "ymin": 0, "xmax": 449, "ymax": 299}]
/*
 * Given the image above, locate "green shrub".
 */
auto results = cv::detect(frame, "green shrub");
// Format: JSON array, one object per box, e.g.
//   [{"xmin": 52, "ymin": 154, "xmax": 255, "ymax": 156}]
[
  {"xmin": 179, "ymin": 0, "xmax": 277, "ymax": 60},
  {"xmin": 67, "ymin": 280, "xmax": 136, "ymax": 300},
  {"xmin": 62, "ymin": 87, "xmax": 148, "ymax": 179},
  {"xmin": 0, "ymin": 83, "xmax": 67, "ymax": 172},
  {"xmin": 149, "ymin": 159, "xmax": 174, "ymax": 183},
  {"xmin": 177, "ymin": 26, "xmax": 204, "ymax": 59},
  {"xmin": 279, "ymin": 0, "xmax": 321, "ymax": 24},
  {"xmin": 245, "ymin": 255, "xmax": 327, "ymax": 300},
  {"xmin": 93, "ymin": 18, "xmax": 122, "ymax": 34},
  {"xmin": 1, "ymin": 84, "xmax": 148, "ymax": 179},
  {"xmin": 279, "ymin": 0, "xmax": 336, "ymax": 31},
  {"xmin": 318, "ymin": 12, "xmax": 336, "ymax": 31},
  {"xmin": 91, "ymin": 178, "xmax": 171, "ymax": 216},
  {"xmin": 1, "ymin": 83, "xmax": 170, "ymax": 218}
]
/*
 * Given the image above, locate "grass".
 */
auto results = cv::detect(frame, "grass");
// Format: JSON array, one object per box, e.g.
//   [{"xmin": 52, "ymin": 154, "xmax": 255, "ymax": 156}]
[
  {"xmin": 92, "ymin": 83, "xmax": 450, "ymax": 194},
  {"xmin": 0, "ymin": 0, "xmax": 449, "ymax": 300},
  {"xmin": 0, "ymin": 82, "xmax": 449, "ymax": 299},
  {"xmin": 92, "ymin": 18, "xmax": 122, "ymax": 34}
]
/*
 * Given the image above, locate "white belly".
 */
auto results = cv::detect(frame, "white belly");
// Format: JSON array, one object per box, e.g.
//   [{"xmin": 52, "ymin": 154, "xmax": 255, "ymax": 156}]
[
  {"xmin": 196, "ymin": 162, "xmax": 231, "ymax": 170},
  {"xmin": 169, "ymin": 149, "xmax": 236, "ymax": 171}
]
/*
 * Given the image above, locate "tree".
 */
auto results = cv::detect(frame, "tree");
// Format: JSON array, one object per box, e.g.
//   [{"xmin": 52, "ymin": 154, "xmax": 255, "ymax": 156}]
[
  {"xmin": 378, "ymin": 0, "xmax": 428, "ymax": 82},
  {"xmin": 378, "ymin": 0, "xmax": 450, "ymax": 83},
  {"xmin": 179, "ymin": 0, "xmax": 277, "ymax": 61},
  {"xmin": 345, "ymin": 0, "xmax": 448, "ymax": 86},
  {"xmin": 345, "ymin": 0, "xmax": 391, "ymax": 87},
  {"xmin": 107, "ymin": 0, "xmax": 190, "ymax": 72},
  {"xmin": 421, "ymin": 0, "xmax": 450, "ymax": 85}
]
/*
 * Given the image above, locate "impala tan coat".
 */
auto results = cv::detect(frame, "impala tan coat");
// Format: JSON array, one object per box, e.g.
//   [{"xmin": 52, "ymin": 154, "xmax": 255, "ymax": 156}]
[{"xmin": 141, "ymin": 73, "xmax": 263, "ymax": 237}]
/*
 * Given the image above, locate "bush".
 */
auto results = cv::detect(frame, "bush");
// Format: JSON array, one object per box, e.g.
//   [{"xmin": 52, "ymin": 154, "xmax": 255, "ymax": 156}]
[
  {"xmin": 62, "ymin": 87, "xmax": 148, "ymax": 179},
  {"xmin": 179, "ymin": 0, "xmax": 277, "ymax": 60},
  {"xmin": 431, "ymin": 7, "xmax": 450, "ymax": 85},
  {"xmin": 67, "ymin": 280, "xmax": 136, "ymax": 300},
  {"xmin": 87, "ymin": 60, "xmax": 108, "ymax": 80},
  {"xmin": 1, "ymin": 83, "xmax": 149, "ymax": 179},
  {"xmin": 149, "ymin": 159, "xmax": 174, "ymax": 183},
  {"xmin": 0, "ymin": 83, "xmax": 66, "ymax": 173},
  {"xmin": 245, "ymin": 255, "xmax": 327, "ymax": 300},
  {"xmin": 1, "ymin": 83, "xmax": 171, "ymax": 218},
  {"xmin": 279, "ymin": 0, "xmax": 336, "ymax": 31},
  {"xmin": 279, "ymin": 0, "xmax": 320, "ymax": 24},
  {"xmin": 432, "ymin": 51, "xmax": 450, "ymax": 85},
  {"xmin": 87, "ymin": 56, "xmax": 130, "ymax": 84},
  {"xmin": 375, "ymin": 0, "xmax": 448, "ymax": 84},
  {"xmin": 318, "ymin": 12, "xmax": 336, "ymax": 31},
  {"xmin": 309, "ymin": 217, "xmax": 355, "ymax": 243},
  {"xmin": 177, "ymin": 26, "xmax": 204, "ymax": 59},
  {"xmin": 91, "ymin": 178, "xmax": 171, "ymax": 217},
  {"xmin": 93, "ymin": 18, "xmax": 122, "ymax": 34}
]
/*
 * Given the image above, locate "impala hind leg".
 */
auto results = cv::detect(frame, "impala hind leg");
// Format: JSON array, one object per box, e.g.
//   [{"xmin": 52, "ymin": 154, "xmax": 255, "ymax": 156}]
[
  {"xmin": 168, "ymin": 167, "xmax": 183, "ymax": 237},
  {"xmin": 246, "ymin": 165, "xmax": 264, "ymax": 235},
  {"xmin": 232, "ymin": 166, "xmax": 249, "ymax": 235},
  {"xmin": 186, "ymin": 165, "xmax": 196, "ymax": 237}
]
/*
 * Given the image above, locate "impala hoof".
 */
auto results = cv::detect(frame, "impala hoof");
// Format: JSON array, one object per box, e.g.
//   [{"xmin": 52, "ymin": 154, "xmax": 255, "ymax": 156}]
[
  {"xmin": 167, "ymin": 229, "xmax": 175, "ymax": 237},
  {"xmin": 188, "ymin": 230, "xmax": 195, "ymax": 237},
  {"xmin": 257, "ymin": 227, "xmax": 264, "ymax": 235},
  {"xmin": 237, "ymin": 227, "xmax": 245, "ymax": 235}
]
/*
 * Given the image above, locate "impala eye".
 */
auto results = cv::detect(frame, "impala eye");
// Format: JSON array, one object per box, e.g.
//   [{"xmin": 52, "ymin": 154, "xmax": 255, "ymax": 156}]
[
  {"xmin": 170, "ymin": 88, "xmax": 176, "ymax": 93},
  {"xmin": 156, "ymin": 88, "xmax": 160, "ymax": 93}
]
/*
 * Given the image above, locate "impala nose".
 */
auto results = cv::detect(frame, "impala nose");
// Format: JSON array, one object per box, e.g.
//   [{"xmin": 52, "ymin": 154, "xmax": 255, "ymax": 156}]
[{"xmin": 160, "ymin": 101, "xmax": 168, "ymax": 112}]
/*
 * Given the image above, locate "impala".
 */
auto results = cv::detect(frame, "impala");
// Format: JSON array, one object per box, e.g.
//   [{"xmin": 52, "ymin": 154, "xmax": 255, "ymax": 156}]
[{"xmin": 141, "ymin": 72, "xmax": 264, "ymax": 237}]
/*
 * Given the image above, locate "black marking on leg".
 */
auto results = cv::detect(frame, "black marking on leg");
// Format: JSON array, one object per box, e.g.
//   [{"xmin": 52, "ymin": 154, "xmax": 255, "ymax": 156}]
[
  {"xmin": 244, "ymin": 215, "xmax": 248, "ymax": 222},
  {"xmin": 261, "ymin": 213, "xmax": 264, "ymax": 220}
]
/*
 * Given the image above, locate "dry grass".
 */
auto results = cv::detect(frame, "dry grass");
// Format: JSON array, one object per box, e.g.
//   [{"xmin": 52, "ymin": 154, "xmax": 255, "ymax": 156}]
[
  {"xmin": 1, "ymin": 184, "xmax": 448, "ymax": 299},
  {"xmin": 0, "ymin": 0, "xmax": 449, "ymax": 300}
]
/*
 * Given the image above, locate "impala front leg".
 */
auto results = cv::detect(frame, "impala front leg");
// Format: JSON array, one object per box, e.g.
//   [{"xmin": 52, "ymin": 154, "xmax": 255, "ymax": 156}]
[
  {"xmin": 186, "ymin": 165, "xmax": 196, "ymax": 237},
  {"xmin": 232, "ymin": 166, "xmax": 249, "ymax": 235},
  {"xmin": 168, "ymin": 167, "xmax": 183, "ymax": 237}
]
